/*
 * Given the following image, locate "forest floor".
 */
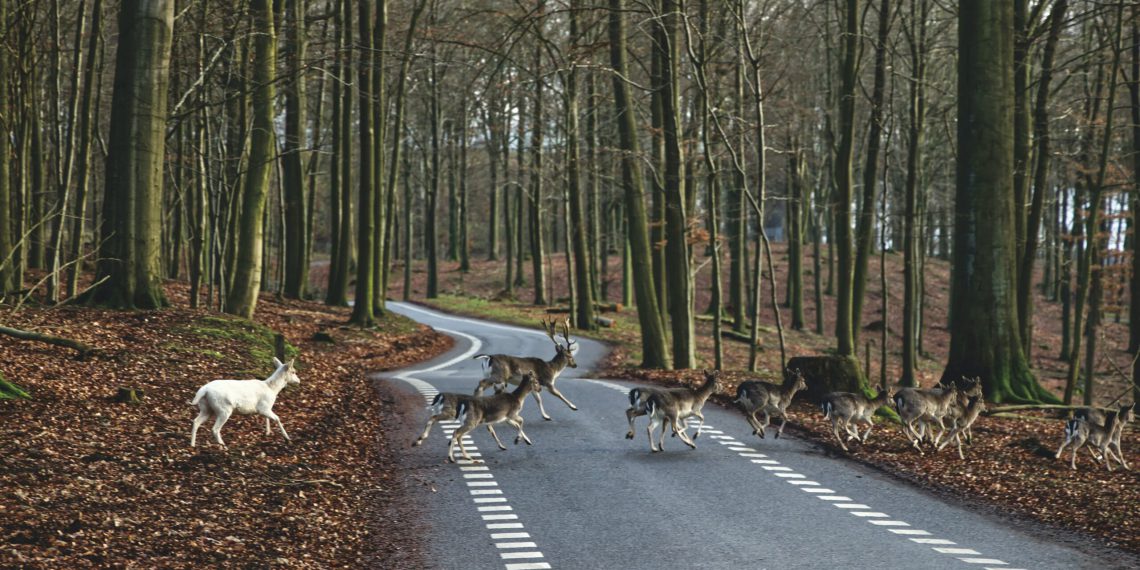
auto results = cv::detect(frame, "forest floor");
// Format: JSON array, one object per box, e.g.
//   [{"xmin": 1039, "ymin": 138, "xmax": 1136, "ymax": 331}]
[
  {"xmin": 348, "ymin": 242, "xmax": 1140, "ymax": 556},
  {"xmin": 0, "ymin": 281, "xmax": 452, "ymax": 568}
]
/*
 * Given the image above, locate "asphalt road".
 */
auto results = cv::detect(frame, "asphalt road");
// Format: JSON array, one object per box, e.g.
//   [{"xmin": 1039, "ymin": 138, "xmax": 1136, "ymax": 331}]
[{"xmin": 383, "ymin": 301, "xmax": 1133, "ymax": 570}]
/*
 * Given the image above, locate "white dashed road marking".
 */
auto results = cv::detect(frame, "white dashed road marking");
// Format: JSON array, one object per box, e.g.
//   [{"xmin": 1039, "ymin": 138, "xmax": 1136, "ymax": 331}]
[
  {"xmin": 580, "ymin": 375, "xmax": 1025, "ymax": 570},
  {"xmin": 391, "ymin": 321, "xmax": 552, "ymax": 570}
]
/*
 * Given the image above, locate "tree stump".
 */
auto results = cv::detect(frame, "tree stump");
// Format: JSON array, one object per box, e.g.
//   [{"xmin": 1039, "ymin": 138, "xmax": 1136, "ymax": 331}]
[
  {"xmin": 114, "ymin": 387, "xmax": 145, "ymax": 404},
  {"xmin": 786, "ymin": 355, "xmax": 869, "ymax": 402}
]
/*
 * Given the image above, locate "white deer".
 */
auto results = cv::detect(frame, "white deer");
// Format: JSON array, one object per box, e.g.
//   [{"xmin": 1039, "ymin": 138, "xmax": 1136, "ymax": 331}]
[{"xmin": 190, "ymin": 357, "xmax": 301, "ymax": 448}]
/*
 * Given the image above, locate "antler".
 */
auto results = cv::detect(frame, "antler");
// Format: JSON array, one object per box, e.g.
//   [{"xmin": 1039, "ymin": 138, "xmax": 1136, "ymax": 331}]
[
  {"xmin": 540, "ymin": 318, "xmax": 561, "ymax": 347},
  {"xmin": 559, "ymin": 319, "xmax": 577, "ymax": 351}
]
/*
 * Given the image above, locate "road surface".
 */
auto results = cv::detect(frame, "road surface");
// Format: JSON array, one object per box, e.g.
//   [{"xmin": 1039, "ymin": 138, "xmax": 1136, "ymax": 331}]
[{"xmin": 383, "ymin": 301, "xmax": 1132, "ymax": 570}]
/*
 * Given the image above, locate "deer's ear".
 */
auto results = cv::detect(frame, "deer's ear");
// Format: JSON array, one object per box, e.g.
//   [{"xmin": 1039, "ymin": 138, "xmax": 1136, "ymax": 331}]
[
  {"xmin": 286, "ymin": 358, "xmax": 295, "ymax": 369},
  {"xmin": 273, "ymin": 357, "xmax": 284, "ymax": 368}
]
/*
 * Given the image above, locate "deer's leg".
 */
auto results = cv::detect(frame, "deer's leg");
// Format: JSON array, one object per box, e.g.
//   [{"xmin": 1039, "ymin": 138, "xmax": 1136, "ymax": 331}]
[
  {"xmin": 414, "ymin": 414, "xmax": 442, "ymax": 447},
  {"xmin": 1054, "ymin": 432, "xmax": 1072, "ymax": 459},
  {"xmin": 775, "ymin": 411, "xmax": 790, "ymax": 439},
  {"xmin": 647, "ymin": 415, "xmax": 662, "ymax": 452},
  {"xmin": 830, "ymin": 417, "xmax": 848, "ymax": 452},
  {"xmin": 861, "ymin": 419, "xmax": 874, "ymax": 442},
  {"xmin": 211, "ymin": 409, "xmax": 233, "ymax": 449},
  {"xmin": 691, "ymin": 411, "xmax": 706, "ymax": 438},
  {"xmin": 1113, "ymin": 441, "xmax": 1130, "ymax": 470},
  {"xmin": 190, "ymin": 409, "xmax": 209, "ymax": 447},
  {"xmin": 531, "ymin": 390, "xmax": 552, "ymax": 421},
  {"xmin": 625, "ymin": 406, "xmax": 644, "ymax": 440},
  {"xmin": 473, "ymin": 379, "xmax": 490, "ymax": 397},
  {"xmin": 673, "ymin": 415, "xmax": 697, "ymax": 449},
  {"xmin": 450, "ymin": 425, "xmax": 476, "ymax": 463},
  {"xmin": 1070, "ymin": 435, "xmax": 1086, "ymax": 470},
  {"xmin": 262, "ymin": 410, "xmax": 291, "ymax": 441},
  {"xmin": 486, "ymin": 424, "xmax": 507, "ymax": 450},
  {"xmin": 546, "ymin": 383, "xmax": 578, "ymax": 411},
  {"xmin": 508, "ymin": 415, "xmax": 532, "ymax": 445}
]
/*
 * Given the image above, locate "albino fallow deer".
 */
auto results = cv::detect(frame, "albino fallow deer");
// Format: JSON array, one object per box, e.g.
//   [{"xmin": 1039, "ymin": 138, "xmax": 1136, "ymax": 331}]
[
  {"xmin": 472, "ymin": 318, "xmax": 578, "ymax": 420},
  {"xmin": 735, "ymin": 370, "xmax": 808, "ymax": 439},
  {"xmin": 820, "ymin": 387, "xmax": 893, "ymax": 452},
  {"xmin": 448, "ymin": 374, "xmax": 537, "ymax": 463}
]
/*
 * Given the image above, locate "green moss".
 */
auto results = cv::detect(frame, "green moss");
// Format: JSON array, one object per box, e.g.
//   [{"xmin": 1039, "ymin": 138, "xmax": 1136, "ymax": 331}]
[
  {"xmin": 0, "ymin": 371, "xmax": 30, "ymax": 400},
  {"xmin": 186, "ymin": 315, "xmax": 298, "ymax": 375},
  {"xmin": 161, "ymin": 343, "xmax": 226, "ymax": 360}
]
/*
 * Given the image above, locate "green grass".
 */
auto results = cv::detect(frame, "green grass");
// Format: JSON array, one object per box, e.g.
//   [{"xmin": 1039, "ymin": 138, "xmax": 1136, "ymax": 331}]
[{"xmin": 185, "ymin": 315, "xmax": 298, "ymax": 375}]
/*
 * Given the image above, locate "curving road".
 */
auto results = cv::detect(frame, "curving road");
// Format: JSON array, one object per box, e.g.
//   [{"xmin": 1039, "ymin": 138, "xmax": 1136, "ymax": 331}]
[{"xmin": 383, "ymin": 301, "xmax": 1131, "ymax": 570}]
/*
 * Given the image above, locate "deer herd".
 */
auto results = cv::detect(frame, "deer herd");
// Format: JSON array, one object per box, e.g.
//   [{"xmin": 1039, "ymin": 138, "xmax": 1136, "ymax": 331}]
[
  {"xmin": 403, "ymin": 317, "xmax": 1136, "ymax": 473},
  {"xmin": 187, "ymin": 318, "xmax": 1134, "ymax": 474}
]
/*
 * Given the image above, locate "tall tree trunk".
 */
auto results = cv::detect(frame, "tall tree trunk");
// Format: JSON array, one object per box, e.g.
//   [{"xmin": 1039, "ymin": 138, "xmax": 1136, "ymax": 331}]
[
  {"xmin": 901, "ymin": 0, "xmax": 928, "ymax": 388},
  {"xmin": 1129, "ymin": 19, "xmax": 1140, "ymax": 354},
  {"xmin": 0, "ymin": 0, "xmax": 13, "ymax": 294},
  {"xmin": 1018, "ymin": 0, "xmax": 1066, "ymax": 357},
  {"xmin": 655, "ymin": 0, "xmax": 694, "ymax": 367},
  {"xmin": 90, "ymin": 0, "xmax": 173, "ymax": 309},
  {"xmin": 1080, "ymin": 0, "xmax": 1125, "ymax": 405},
  {"xmin": 943, "ymin": 0, "xmax": 1055, "ymax": 403},
  {"xmin": 371, "ymin": 0, "xmax": 388, "ymax": 315},
  {"xmin": 326, "ymin": 0, "xmax": 350, "ymax": 306},
  {"xmin": 225, "ymin": 0, "xmax": 277, "ymax": 318},
  {"xmin": 425, "ymin": 36, "xmax": 441, "ymax": 299},
  {"xmin": 282, "ymin": 0, "xmax": 309, "ymax": 299},
  {"xmin": 566, "ymin": 0, "xmax": 595, "ymax": 330},
  {"xmin": 789, "ymin": 142, "xmax": 805, "ymax": 330},
  {"xmin": 529, "ymin": 11, "xmax": 548, "ymax": 306},
  {"xmin": 852, "ymin": 0, "xmax": 892, "ymax": 343},
  {"xmin": 833, "ymin": 0, "xmax": 859, "ymax": 357},
  {"xmin": 609, "ymin": 0, "xmax": 670, "ymax": 368},
  {"xmin": 350, "ymin": 0, "xmax": 375, "ymax": 323}
]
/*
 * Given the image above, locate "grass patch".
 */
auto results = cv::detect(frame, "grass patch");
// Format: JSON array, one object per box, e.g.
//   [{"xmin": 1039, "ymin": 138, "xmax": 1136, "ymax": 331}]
[
  {"xmin": 0, "ymin": 371, "xmax": 30, "ymax": 400},
  {"xmin": 186, "ymin": 315, "xmax": 298, "ymax": 375}
]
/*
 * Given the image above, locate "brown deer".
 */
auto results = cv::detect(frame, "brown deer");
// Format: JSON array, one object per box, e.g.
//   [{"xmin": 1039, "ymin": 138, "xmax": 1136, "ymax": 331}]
[
  {"xmin": 626, "ymin": 371, "xmax": 720, "ymax": 443},
  {"xmin": 472, "ymin": 318, "xmax": 578, "ymax": 421},
  {"xmin": 447, "ymin": 374, "xmax": 537, "ymax": 463},
  {"xmin": 642, "ymin": 372, "xmax": 721, "ymax": 452},
  {"xmin": 734, "ymin": 370, "xmax": 808, "ymax": 439},
  {"xmin": 819, "ymin": 387, "xmax": 893, "ymax": 452}
]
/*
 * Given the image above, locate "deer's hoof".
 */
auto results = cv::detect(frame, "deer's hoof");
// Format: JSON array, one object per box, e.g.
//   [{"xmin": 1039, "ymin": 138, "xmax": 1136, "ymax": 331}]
[
  {"xmin": 570, "ymin": 405, "xmax": 579, "ymax": 411},
  {"xmin": 774, "ymin": 433, "xmax": 781, "ymax": 440},
  {"xmin": 543, "ymin": 416, "xmax": 553, "ymax": 422},
  {"xmin": 625, "ymin": 433, "xmax": 634, "ymax": 440}
]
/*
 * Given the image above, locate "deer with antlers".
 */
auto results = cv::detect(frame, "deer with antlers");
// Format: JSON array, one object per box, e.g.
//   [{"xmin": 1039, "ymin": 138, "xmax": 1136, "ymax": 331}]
[{"xmin": 472, "ymin": 318, "xmax": 579, "ymax": 421}]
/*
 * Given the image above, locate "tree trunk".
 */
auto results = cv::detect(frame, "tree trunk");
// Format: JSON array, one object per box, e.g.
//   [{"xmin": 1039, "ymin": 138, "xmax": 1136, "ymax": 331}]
[
  {"xmin": 349, "ymin": 0, "xmax": 375, "ymax": 324},
  {"xmin": 655, "ymin": 0, "xmax": 694, "ymax": 367},
  {"xmin": 565, "ymin": 1, "xmax": 595, "ymax": 330},
  {"xmin": 281, "ymin": 0, "xmax": 308, "ymax": 299},
  {"xmin": 425, "ymin": 30, "xmax": 441, "ymax": 299},
  {"xmin": 0, "ymin": 0, "xmax": 13, "ymax": 294},
  {"xmin": 608, "ymin": 0, "xmax": 670, "ymax": 369},
  {"xmin": 901, "ymin": 0, "xmax": 927, "ymax": 388},
  {"xmin": 789, "ymin": 142, "xmax": 805, "ymax": 330},
  {"xmin": 852, "ymin": 0, "xmax": 892, "ymax": 343},
  {"xmin": 833, "ymin": 0, "xmax": 859, "ymax": 357},
  {"xmin": 1018, "ymin": 0, "xmax": 1066, "ymax": 357},
  {"xmin": 943, "ymin": 0, "xmax": 1055, "ymax": 403},
  {"xmin": 225, "ymin": 0, "xmax": 276, "ymax": 319},
  {"xmin": 90, "ymin": 0, "xmax": 173, "ymax": 309}
]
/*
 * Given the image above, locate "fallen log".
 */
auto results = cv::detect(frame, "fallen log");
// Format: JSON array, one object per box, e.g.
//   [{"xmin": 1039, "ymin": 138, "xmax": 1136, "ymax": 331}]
[{"xmin": 0, "ymin": 325, "xmax": 98, "ymax": 358}]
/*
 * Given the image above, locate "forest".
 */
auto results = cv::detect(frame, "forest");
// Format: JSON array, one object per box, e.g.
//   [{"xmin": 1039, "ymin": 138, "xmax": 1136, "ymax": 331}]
[{"xmin": 1, "ymin": 0, "xmax": 1139, "ymax": 409}]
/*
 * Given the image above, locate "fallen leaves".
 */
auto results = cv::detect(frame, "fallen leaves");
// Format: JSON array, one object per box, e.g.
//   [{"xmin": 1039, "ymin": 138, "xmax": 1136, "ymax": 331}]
[{"xmin": 0, "ymin": 281, "xmax": 452, "ymax": 568}]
